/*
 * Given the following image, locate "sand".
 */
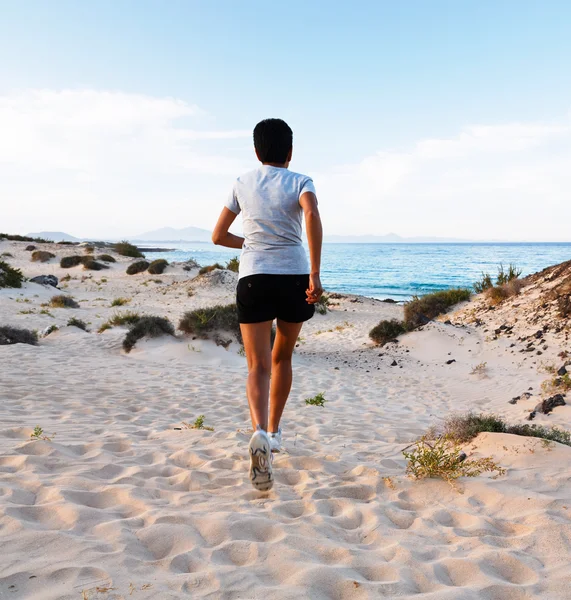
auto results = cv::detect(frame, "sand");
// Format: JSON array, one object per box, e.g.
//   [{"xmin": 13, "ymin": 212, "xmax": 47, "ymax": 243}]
[{"xmin": 1, "ymin": 240, "xmax": 571, "ymax": 599}]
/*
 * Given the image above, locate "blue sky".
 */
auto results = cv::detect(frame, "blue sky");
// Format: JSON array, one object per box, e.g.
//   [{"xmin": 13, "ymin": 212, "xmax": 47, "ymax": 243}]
[{"xmin": 1, "ymin": 1, "xmax": 570, "ymax": 240}]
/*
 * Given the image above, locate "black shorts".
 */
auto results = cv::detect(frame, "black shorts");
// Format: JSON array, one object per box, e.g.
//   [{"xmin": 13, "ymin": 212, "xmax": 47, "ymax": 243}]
[{"xmin": 237, "ymin": 274, "xmax": 315, "ymax": 324}]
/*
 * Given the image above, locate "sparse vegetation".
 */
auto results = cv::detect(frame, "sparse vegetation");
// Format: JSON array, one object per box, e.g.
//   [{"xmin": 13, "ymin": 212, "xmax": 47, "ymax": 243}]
[
  {"xmin": 427, "ymin": 412, "xmax": 571, "ymax": 447},
  {"xmin": 0, "ymin": 259, "xmax": 24, "ymax": 288},
  {"xmin": 226, "ymin": 257, "xmax": 240, "ymax": 273},
  {"xmin": 199, "ymin": 263, "xmax": 225, "ymax": 275},
  {"xmin": 31, "ymin": 250, "xmax": 55, "ymax": 262},
  {"xmin": 305, "ymin": 392, "xmax": 326, "ymax": 407},
  {"xmin": 496, "ymin": 263, "xmax": 522, "ymax": 285},
  {"xmin": 403, "ymin": 435, "xmax": 505, "ymax": 489},
  {"xmin": 0, "ymin": 326, "xmax": 38, "ymax": 346},
  {"xmin": 179, "ymin": 304, "xmax": 241, "ymax": 343},
  {"xmin": 183, "ymin": 415, "xmax": 214, "ymax": 431},
  {"xmin": 42, "ymin": 325, "xmax": 59, "ymax": 336},
  {"xmin": 369, "ymin": 319, "xmax": 408, "ymax": 345},
  {"xmin": 97, "ymin": 254, "xmax": 116, "ymax": 263},
  {"xmin": 470, "ymin": 362, "xmax": 488, "ymax": 375},
  {"xmin": 111, "ymin": 297, "xmax": 131, "ymax": 307},
  {"xmin": 147, "ymin": 259, "xmax": 168, "ymax": 274},
  {"xmin": 183, "ymin": 258, "xmax": 200, "ymax": 271},
  {"xmin": 67, "ymin": 317, "xmax": 88, "ymax": 331},
  {"xmin": 542, "ymin": 373, "xmax": 571, "ymax": 395},
  {"xmin": 404, "ymin": 288, "xmax": 471, "ymax": 328},
  {"xmin": 83, "ymin": 245, "xmax": 94, "ymax": 254},
  {"xmin": 30, "ymin": 426, "xmax": 55, "ymax": 441},
  {"xmin": 126, "ymin": 260, "xmax": 150, "ymax": 275},
  {"xmin": 60, "ymin": 255, "xmax": 83, "ymax": 268},
  {"xmin": 49, "ymin": 295, "xmax": 79, "ymax": 308},
  {"xmin": 315, "ymin": 293, "xmax": 330, "ymax": 315},
  {"xmin": 0, "ymin": 233, "xmax": 50, "ymax": 243},
  {"xmin": 81, "ymin": 258, "xmax": 108, "ymax": 271},
  {"xmin": 98, "ymin": 311, "xmax": 141, "ymax": 333},
  {"xmin": 113, "ymin": 241, "xmax": 144, "ymax": 258},
  {"xmin": 123, "ymin": 315, "xmax": 175, "ymax": 353}
]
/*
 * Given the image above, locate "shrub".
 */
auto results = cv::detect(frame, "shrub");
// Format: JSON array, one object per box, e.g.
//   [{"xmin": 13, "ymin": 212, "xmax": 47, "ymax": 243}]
[
  {"xmin": 199, "ymin": 263, "xmax": 225, "ymax": 275},
  {"xmin": 114, "ymin": 241, "xmax": 144, "ymax": 258},
  {"xmin": 0, "ymin": 233, "xmax": 50, "ymax": 243},
  {"xmin": 427, "ymin": 412, "xmax": 571, "ymax": 446},
  {"xmin": 315, "ymin": 293, "xmax": 330, "ymax": 315},
  {"xmin": 60, "ymin": 255, "xmax": 83, "ymax": 268},
  {"xmin": 0, "ymin": 260, "xmax": 24, "ymax": 288},
  {"xmin": 81, "ymin": 258, "xmax": 108, "ymax": 271},
  {"xmin": 42, "ymin": 324, "xmax": 59, "ymax": 336},
  {"xmin": 496, "ymin": 263, "xmax": 522, "ymax": 286},
  {"xmin": 67, "ymin": 317, "xmax": 88, "ymax": 331},
  {"xmin": 148, "ymin": 259, "xmax": 168, "ymax": 274},
  {"xmin": 403, "ymin": 435, "xmax": 505, "ymax": 489},
  {"xmin": 123, "ymin": 316, "xmax": 175, "ymax": 353},
  {"xmin": 558, "ymin": 295, "xmax": 571, "ymax": 318},
  {"xmin": 126, "ymin": 260, "xmax": 150, "ymax": 275},
  {"xmin": 369, "ymin": 319, "xmax": 408, "ymax": 345},
  {"xmin": 31, "ymin": 250, "xmax": 55, "ymax": 263},
  {"xmin": 97, "ymin": 254, "xmax": 116, "ymax": 263},
  {"xmin": 226, "ymin": 257, "xmax": 240, "ymax": 273},
  {"xmin": 474, "ymin": 273, "xmax": 493, "ymax": 294},
  {"xmin": 25, "ymin": 245, "xmax": 36, "ymax": 251},
  {"xmin": 178, "ymin": 304, "xmax": 241, "ymax": 343},
  {"xmin": 486, "ymin": 279, "xmax": 524, "ymax": 306},
  {"xmin": 404, "ymin": 288, "xmax": 471, "ymax": 329},
  {"xmin": 98, "ymin": 311, "xmax": 141, "ymax": 332},
  {"xmin": 83, "ymin": 246, "xmax": 94, "ymax": 254},
  {"xmin": 182, "ymin": 258, "xmax": 200, "ymax": 271},
  {"xmin": 111, "ymin": 297, "xmax": 130, "ymax": 307},
  {"xmin": 0, "ymin": 326, "xmax": 38, "ymax": 346},
  {"xmin": 49, "ymin": 295, "xmax": 79, "ymax": 308},
  {"xmin": 305, "ymin": 392, "xmax": 326, "ymax": 407},
  {"xmin": 183, "ymin": 415, "xmax": 214, "ymax": 431}
]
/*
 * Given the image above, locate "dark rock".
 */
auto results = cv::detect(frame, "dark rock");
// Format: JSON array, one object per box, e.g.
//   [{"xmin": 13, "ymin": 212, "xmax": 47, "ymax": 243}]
[
  {"xmin": 25, "ymin": 245, "xmax": 36, "ymax": 251},
  {"xmin": 499, "ymin": 324, "xmax": 508, "ymax": 331},
  {"xmin": 29, "ymin": 275, "xmax": 58, "ymax": 287},
  {"xmin": 390, "ymin": 360, "xmax": 398, "ymax": 367},
  {"xmin": 509, "ymin": 397, "xmax": 519, "ymax": 405},
  {"xmin": 382, "ymin": 298, "xmax": 396, "ymax": 303},
  {"xmin": 446, "ymin": 359, "xmax": 456, "ymax": 365},
  {"xmin": 533, "ymin": 394, "xmax": 566, "ymax": 415},
  {"xmin": 527, "ymin": 411, "xmax": 536, "ymax": 421},
  {"xmin": 534, "ymin": 330, "xmax": 543, "ymax": 339},
  {"xmin": 444, "ymin": 320, "xmax": 452, "ymax": 325},
  {"xmin": 558, "ymin": 365, "xmax": 568, "ymax": 376}
]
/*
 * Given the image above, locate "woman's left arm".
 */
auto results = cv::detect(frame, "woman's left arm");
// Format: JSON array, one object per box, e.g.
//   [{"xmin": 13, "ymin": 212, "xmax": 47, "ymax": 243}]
[{"xmin": 212, "ymin": 207, "xmax": 244, "ymax": 249}]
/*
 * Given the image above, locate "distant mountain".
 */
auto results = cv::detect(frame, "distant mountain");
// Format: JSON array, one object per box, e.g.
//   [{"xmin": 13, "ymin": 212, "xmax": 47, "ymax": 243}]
[
  {"xmin": 27, "ymin": 231, "xmax": 81, "ymax": 242},
  {"xmin": 132, "ymin": 226, "xmax": 213, "ymax": 242},
  {"xmin": 323, "ymin": 233, "xmax": 474, "ymax": 243}
]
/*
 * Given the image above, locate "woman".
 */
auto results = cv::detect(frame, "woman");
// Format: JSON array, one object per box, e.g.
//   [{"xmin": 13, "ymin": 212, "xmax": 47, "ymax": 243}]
[{"xmin": 212, "ymin": 118, "xmax": 323, "ymax": 491}]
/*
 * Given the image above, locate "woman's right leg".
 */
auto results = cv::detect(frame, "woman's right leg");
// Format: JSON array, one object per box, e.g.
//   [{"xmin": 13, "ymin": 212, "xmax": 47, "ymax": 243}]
[{"xmin": 269, "ymin": 319, "xmax": 304, "ymax": 433}]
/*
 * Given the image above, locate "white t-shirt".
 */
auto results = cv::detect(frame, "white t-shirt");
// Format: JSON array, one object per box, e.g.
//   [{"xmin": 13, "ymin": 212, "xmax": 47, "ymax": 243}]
[{"xmin": 225, "ymin": 165, "xmax": 316, "ymax": 279}]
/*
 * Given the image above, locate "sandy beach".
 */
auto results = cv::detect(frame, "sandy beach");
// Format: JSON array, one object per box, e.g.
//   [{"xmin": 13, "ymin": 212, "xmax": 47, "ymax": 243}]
[{"xmin": 1, "ymin": 240, "xmax": 571, "ymax": 600}]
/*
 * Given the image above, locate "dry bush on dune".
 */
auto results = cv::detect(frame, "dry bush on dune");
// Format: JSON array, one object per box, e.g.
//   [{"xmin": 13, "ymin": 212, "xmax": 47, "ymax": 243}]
[
  {"xmin": 147, "ymin": 259, "xmax": 168, "ymax": 274},
  {"xmin": 198, "ymin": 263, "xmax": 225, "ymax": 275},
  {"xmin": 182, "ymin": 258, "xmax": 200, "ymax": 271},
  {"xmin": 25, "ymin": 245, "xmax": 36, "ymax": 251},
  {"xmin": 126, "ymin": 260, "xmax": 150, "ymax": 275},
  {"xmin": 31, "ymin": 250, "xmax": 56, "ymax": 263},
  {"xmin": 226, "ymin": 257, "xmax": 240, "ymax": 273},
  {"xmin": 179, "ymin": 304, "xmax": 242, "ymax": 343},
  {"xmin": 60, "ymin": 255, "xmax": 84, "ymax": 268},
  {"xmin": 404, "ymin": 288, "xmax": 471, "ymax": 329},
  {"xmin": 97, "ymin": 254, "xmax": 116, "ymax": 263},
  {"xmin": 111, "ymin": 297, "xmax": 130, "ymax": 307},
  {"xmin": 67, "ymin": 317, "xmax": 88, "ymax": 331},
  {"xmin": 49, "ymin": 295, "xmax": 79, "ymax": 309},
  {"xmin": 0, "ymin": 260, "xmax": 24, "ymax": 288},
  {"xmin": 0, "ymin": 233, "xmax": 50, "ymax": 243},
  {"xmin": 81, "ymin": 257, "xmax": 108, "ymax": 271},
  {"xmin": 0, "ymin": 326, "xmax": 38, "ymax": 346},
  {"xmin": 113, "ymin": 241, "xmax": 144, "ymax": 258},
  {"xmin": 123, "ymin": 316, "xmax": 175, "ymax": 353},
  {"xmin": 369, "ymin": 319, "xmax": 408, "ymax": 346},
  {"xmin": 98, "ymin": 311, "xmax": 141, "ymax": 333},
  {"xmin": 83, "ymin": 246, "xmax": 95, "ymax": 254}
]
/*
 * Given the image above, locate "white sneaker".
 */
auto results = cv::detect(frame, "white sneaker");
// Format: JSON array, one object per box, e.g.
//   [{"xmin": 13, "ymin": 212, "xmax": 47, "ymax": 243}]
[
  {"xmin": 269, "ymin": 427, "xmax": 282, "ymax": 453},
  {"xmin": 249, "ymin": 427, "xmax": 273, "ymax": 491}
]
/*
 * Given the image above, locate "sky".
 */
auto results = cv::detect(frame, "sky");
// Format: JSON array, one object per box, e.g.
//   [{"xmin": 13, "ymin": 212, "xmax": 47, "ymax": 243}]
[{"xmin": 1, "ymin": 0, "xmax": 570, "ymax": 241}]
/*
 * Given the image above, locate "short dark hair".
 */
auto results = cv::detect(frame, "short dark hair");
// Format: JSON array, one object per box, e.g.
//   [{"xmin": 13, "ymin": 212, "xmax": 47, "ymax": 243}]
[{"xmin": 253, "ymin": 118, "xmax": 293, "ymax": 163}]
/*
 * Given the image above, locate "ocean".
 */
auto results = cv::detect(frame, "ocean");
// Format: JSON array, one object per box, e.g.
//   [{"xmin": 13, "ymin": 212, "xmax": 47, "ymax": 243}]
[{"xmin": 142, "ymin": 242, "xmax": 571, "ymax": 301}]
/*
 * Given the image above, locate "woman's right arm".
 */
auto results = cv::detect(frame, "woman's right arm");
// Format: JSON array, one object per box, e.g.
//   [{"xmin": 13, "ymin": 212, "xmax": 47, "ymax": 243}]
[{"xmin": 299, "ymin": 191, "xmax": 323, "ymax": 304}]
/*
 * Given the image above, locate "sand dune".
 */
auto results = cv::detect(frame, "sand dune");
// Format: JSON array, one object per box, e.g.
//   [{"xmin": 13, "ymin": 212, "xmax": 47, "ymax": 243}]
[{"xmin": 1, "ymin": 240, "xmax": 571, "ymax": 599}]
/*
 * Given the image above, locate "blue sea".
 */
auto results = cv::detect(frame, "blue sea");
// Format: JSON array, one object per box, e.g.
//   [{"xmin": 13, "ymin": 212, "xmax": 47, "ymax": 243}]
[{"xmin": 142, "ymin": 242, "xmax": 571, "ymax": 301}]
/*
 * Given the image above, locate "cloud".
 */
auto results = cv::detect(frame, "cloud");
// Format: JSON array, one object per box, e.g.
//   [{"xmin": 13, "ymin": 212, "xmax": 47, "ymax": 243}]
[{"xmin": 315, "ymin": 116, "xmax": 571, "ymax": 240}]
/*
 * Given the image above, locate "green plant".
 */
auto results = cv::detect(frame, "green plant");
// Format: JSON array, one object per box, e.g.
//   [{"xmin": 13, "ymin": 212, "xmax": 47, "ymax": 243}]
[
  {"xmin": 30, "ymin": 426, "xmax": 55, "ymax": 441},
  {"xmin": 60, "ymin": 255, "xmax": 84, "ymax": 268},
  {"xmin": 226, "ymin": 257, "xmax": 240, "ymax": 273},
  {"xmin": 404, "ymin": 288, "xmax": 471, "ymax": 328},
  {"xmin": 111, "ymin": 297, "xmax": 131, "ymax": 307},
  {"xmin": 49, "ymin": 295, "xmax": 79, "ymax": 308},
  {"xmin": 473, "ymin": 272, "xmax": 493, "ymax": 294},
  {"xmin": 123, "ymin": 315, "xmax": 175, "ymax": 353},
  {"xmin": 496, "ymin": 263, "xmax": 522, "ymax": 286},
  {"xmin": 0, "ymin": 326, "xmax": 38, "ymax": 346},
  {"xmin": 98, "ymin": 311, "xmax": 141, "ymax": 332},
  {"xmin": 315, "ymin": 294, "xmax": 330, "ymax": 315},
  {"xmin": 60, "ymin": 273, "xmax": 71, "ymax": 282},
  {"xmin": 97, "ymin": 254, "xmax": 116, "ymax": 263},
  {"xmin": 403, "ymin": 435, "xmax": 505, "ymax": 489},
  {"xmin": 0, "ymin": 259, "xmax": 24, "ymax": 288},
  {"xmin": 113, "ymin": 241, "xmax": 144, "ymax": 258},
  {"xmin": 43, "ymin": 325, "xmax": 59, "ymax": 336},
  {"xmin": 67, "ymin": 317, "xmax": 88, "ymax": 331},
  {"xmin": 199, "ymin": 263, "xmax": 225, "ymax": 275},
  {"xmin": 39, "ymin": 309, "xmax": 54, "ymax": 317},
  {"xmin": 542, "ymin": 373, "xmax": 571, "ymax": 395},
  {"xmin": 179, "ymin": 304, "xmax": 242, "ymax": 343},
  {"xmin": 126, "ymin": 260, "xmax": 150, "ymax": 275},
  {"xmin": 305, "ymin": 392, "xmax": 326, "ymax": 407},
  {"xmin": 147, "ymin": 259, "xmax": 168, "ymax": 274},
  {"xmin": 369, "ymin": 319, "xmax": 408, "ymax": 345},
  {"xmin": 183, "ymin": 415, "xmax": 214, "ymax": 431}
]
